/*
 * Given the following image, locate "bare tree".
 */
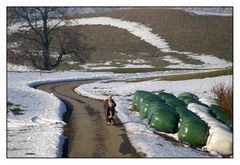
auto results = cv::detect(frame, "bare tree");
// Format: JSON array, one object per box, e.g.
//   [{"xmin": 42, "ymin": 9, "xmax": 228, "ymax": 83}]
[{"xmin": 7, "ymin": 7, "xmax": 92, "ymax": 70}]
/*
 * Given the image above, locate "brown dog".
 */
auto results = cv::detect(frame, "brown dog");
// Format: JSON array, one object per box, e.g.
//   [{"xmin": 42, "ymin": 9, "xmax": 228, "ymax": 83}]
[{"xmin": 106, "ymin": 111, "xmax": 115, "ymax": 126}]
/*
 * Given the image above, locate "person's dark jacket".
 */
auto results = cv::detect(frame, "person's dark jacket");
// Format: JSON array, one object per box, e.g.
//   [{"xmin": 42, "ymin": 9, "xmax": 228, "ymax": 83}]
[{"xmin": 103, "ymin": 99, "xmax": 116, "ymax": 117}]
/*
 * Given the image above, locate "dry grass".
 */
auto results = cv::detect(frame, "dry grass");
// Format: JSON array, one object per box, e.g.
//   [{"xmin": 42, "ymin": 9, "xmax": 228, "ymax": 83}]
[
  {"xmin": 212, "ymin": 83, "xmax": 233, "ymax": 117},
  {"xmin": 159, "ymin": 68, "xmax": 232, "ymax": 81},
  {"xmin": 8, "ymin": 8, "xmax": 233, "ymax": 70},
  {"xmin": 69, "ymin": 8, "xmax": 232, "ymax": 61},
  {"xmin": 122, "ymin": 67, "xmax": 232, "ymax": 82}
]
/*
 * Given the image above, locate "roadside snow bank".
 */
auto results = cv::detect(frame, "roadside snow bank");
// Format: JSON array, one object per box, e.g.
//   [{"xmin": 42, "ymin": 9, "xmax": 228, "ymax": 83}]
[
  {"xmin": 8, "ymin": 17, "xmax": 232, "ymax": 69},
  {"xmin": 7, "ymin": 71, "xmax": 116, "ymax": 157},
  {"xmin": 75, "ymin": 75, "xmax": 232, "ymax": 157}
]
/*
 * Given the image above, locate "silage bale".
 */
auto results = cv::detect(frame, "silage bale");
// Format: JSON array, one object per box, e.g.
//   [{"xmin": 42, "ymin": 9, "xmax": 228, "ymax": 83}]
[
  {"xmin": 149, "ymin": 103, "xmax": 179, "ymax": 133},
  {"xmin": 137, "ymin": 91, "xmax": 155, "ymax": 110},
  {"xmin": 209, "ymin": 105, "xmax": 233, "ymax": 129},
  {"xmin": 132, "ymin": 90, "xmax": 142, "ymax": 111},
  {"xmin": 178, "ymin": 92, "xmax": 199, "ymax": 100},
  {"xmin": 132, "ymin": 90, "xmax": 152, "ymax": 111},
  {"xmin": 175, "ymin": 106, "xmax": 209, "ymax": 147},
  {"xmin": 139, "ymin": 94, "xmax": 163, "ymax": 119},
  {"xmin": 175, "ymin": 107, "xmax": 201, "ymax": 124},
  {"xmin": 147, "ymin": 101, "xmax": 173, "ymax": 124},
  {"xmin": 178, "ymin": 96, "xmax": 199, "ymax": 105},
  {"xmin": 178, "ymin": 117, "xmax": 209, "ymax": 147},
  {"xmin": 158, "ymin": 92, "xmax": 176, "ymax": 102},
  {"xmin": 165, "ymin": 98, "xmax": 186, "ymax": 109}
]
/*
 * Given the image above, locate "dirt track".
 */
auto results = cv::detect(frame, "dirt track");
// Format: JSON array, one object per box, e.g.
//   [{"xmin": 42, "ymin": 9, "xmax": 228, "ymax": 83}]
[{"xmin": 37, "ymin": 81, "xmax": 144, "ymax": 158}]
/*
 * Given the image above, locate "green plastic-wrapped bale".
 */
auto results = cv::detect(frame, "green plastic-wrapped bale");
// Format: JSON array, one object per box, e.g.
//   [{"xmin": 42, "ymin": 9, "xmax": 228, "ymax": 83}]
[
  {"xmin": 137, "ymin": 92, "xmax": 156, "ymax": 110},
  {"xmin": 149, "ymin": 103, "xmax": 179, "ymax": 133},
  {"xmin": 176, "ymin": 107, "xmax": 200, "ymax": 121},
  {"xmin": 209, "ymin": 105, "xmax": 233, "ymax": 129},
  {"xmin": 158, "ymin": 92, "xmax": 176, "ymax": 102},
  {"xmin": 165, "ymin": 98, "xmax": 186, "ymax": 109},
  {"xmin": 178, "ymin": 92, "xmax": 199, "ymax": 100},
  {"xmin": 132, "ymin": 90, "xmax": 152, "ymax": 111},
  {"xmin": 178, "ymin": 118, "xmax": 209, "ymax": 147},
  {"xmin": 178, "ymin": 96, "xmax": 199, "ymax": 104},
  {"xmin": 176, "ymin": 106, "xmax": 209, "ymax": 147},
  {"xmin": 147, "ymin": 101, "xmax": 173, "ymax": 124},
  {"xmin": 132, "ymin": 91, "xmax": 140, "ymax": 110},
  {"xmin": 139, "ymin": 94, "xmax": 164, "ymax": 119}
]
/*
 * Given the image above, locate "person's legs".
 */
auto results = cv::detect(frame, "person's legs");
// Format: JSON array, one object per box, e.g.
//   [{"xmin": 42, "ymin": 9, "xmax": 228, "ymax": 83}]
[
  {"xmin": 110, "ymin": 109, "xmax": 115, "ymax": 125},
  {"xmin": 106, "ymin": 109, "xmax": 111, "ymax": 125}
]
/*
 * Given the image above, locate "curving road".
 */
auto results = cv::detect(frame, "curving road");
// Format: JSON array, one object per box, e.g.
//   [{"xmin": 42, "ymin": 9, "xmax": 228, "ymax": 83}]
[{"xmin": 37, "ymin": 81, "xmax": 144, "ymax": 158}]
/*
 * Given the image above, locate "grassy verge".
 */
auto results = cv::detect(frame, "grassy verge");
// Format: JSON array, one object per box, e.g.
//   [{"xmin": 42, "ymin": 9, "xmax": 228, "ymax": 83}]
[
  {"xmin": 89, "ymin": 67, "xmax": 202, "ymax": 73},
  {"xmin": 128, "ymin": 67, "xmax": 232, "ymax": 82},
  {"xmin": 159, "ymin": 67, "xmax": 232, "ymax": 81}
]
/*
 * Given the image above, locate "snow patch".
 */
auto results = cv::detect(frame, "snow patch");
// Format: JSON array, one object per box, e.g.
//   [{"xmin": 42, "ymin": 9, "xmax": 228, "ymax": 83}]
[
  {"xmin": 8, "ymin": 63, "xmax": 35, "ymax": 72},
  {"xmin": 182, "ymin": 8, "xmax": 232, "ymax": 16},
  {"xmin": 123, "ymin": 64, "xmax": 153, "ymax": 68}
]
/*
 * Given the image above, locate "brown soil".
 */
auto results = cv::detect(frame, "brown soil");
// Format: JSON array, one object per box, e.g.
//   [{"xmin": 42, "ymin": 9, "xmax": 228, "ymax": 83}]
[
  {"xmin": 73, "ymin": 8, "xmax": 233, "ymax": 61},
  {"xmin": 37, "ymin": 81, "xmax": 145, "ymax": 158}
]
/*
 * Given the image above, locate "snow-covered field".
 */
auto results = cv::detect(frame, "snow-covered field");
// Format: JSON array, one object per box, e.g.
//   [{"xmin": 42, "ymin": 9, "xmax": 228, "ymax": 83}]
[{"xmin": 7, "ymin": 68, "xmax": 232, "ymax": 157}]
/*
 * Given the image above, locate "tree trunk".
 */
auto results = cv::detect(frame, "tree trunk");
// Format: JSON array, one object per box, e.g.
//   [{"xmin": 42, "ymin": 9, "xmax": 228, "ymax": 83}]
[
  {"xmin": 43, "ymin": 48, "xmax": 51, "ymax": 70},
  {"xmin": 42, "ymin": 9, "xmax": 51, "ymax": 70},
  {"xmin": 51, "ymin": 47, "xmax": 64, "ymax": 68}
]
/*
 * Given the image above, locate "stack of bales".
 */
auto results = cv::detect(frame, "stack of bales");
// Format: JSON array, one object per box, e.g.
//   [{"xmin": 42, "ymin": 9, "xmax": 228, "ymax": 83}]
[
  {"xmin": 132, "ymin": 90, "xmax": 179, "ymax": 133},
  {"xmin": 162, "ymin": 92, "xmax": 209, "ymax": 147},
  {"xmin": 132, "ymin": 91, "xmax": 209, "ymax": 147},
  {"xmin": 132, "ymin": 90, "xmax": 233, "ymax": 156}
]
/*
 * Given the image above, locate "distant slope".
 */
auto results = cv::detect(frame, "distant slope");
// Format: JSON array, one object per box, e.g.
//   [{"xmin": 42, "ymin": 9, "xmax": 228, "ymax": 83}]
[
  {"xmin": 72, "ymin": 8, "xmax": 232, "ymax": 61},
  {"xmin": 8, "ymin": 8, "xmax": 232, "ymax": 70}
]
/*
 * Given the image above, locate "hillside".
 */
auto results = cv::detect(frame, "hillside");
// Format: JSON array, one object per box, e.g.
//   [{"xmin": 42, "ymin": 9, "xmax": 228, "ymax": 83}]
[{"xmin": 7, "ymin": 8, "xmax": 232, "ymax": 70}]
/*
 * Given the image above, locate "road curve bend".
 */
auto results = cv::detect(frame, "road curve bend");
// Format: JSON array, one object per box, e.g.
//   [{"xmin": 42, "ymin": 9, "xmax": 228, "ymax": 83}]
[{"xmin": 37, "ymin": 81, "xmax": 144, "ymax": 158}]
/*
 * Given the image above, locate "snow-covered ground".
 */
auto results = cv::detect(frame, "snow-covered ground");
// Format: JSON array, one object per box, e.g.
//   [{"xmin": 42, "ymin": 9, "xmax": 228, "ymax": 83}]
[
  {"xmin": 79, "ymin": 59, "xmax": 153, "ymax": 70},
  {"xmin": 75, "ymin": 75, "xmax": 232, "ymax": 157},
  {"xmin": 8, "ymin": 17, "xmax": 232, "ymax": 70},
  {"xmin": 8, "ymin": 63, "xmax": 36, "ymax": 72},
  {"xmin": 7, "ymin": 68, "xmax": 232, "ymax": 157}
]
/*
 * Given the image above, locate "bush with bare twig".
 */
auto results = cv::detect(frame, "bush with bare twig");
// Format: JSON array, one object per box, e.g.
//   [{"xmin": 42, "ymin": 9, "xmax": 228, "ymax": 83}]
[{"xmin": 212, "ymin": 83, "xmax": 233, "ymax": 118}]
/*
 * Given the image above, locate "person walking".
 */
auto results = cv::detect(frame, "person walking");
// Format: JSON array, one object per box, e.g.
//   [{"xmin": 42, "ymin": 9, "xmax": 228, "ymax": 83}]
[{"xmin": 103, "ymin": 95, "xmax": 117, "ymax": 125}]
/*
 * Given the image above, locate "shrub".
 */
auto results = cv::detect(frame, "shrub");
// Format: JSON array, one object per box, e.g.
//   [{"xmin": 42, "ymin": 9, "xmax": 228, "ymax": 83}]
[{"xmin": 212, "ymin": 83, "xmax": 233, "ymax": 118}]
